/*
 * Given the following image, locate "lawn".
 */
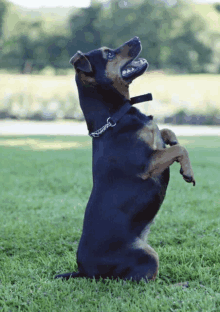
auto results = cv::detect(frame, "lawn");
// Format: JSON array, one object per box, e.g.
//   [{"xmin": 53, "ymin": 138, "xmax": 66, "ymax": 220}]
[{"xmin": 0, "ymin": 135, "xmax": 219, "ymax": 311}]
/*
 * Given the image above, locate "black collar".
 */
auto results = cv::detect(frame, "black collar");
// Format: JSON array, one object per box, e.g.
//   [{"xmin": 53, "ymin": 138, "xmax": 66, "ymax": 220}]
[{"xmin": 89, "ymin": 93, "xmax": 153, "ymax": 138}]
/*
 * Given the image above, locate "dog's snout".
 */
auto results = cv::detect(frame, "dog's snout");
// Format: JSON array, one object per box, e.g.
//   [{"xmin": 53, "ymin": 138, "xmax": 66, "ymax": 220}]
[
  {"xmin": 127, "ymin": 37, "xmax": 141, "ymax": 46},
  {"xmin": 115, "ymin": 37, "xmax": 141, "ymax": 59},
  {"xmin": 127, "ymin": 38, "xmax": 142, "ymax": 58},
  {"xmin": 133, "ymin": 36, "xmax": 140, "ymax": 43}
]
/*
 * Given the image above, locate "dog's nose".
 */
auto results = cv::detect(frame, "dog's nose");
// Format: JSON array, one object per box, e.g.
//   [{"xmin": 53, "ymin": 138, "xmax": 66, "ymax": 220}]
[{"xmin": 133, "ymin": 36, "xmax": 140, "ymax": 43}]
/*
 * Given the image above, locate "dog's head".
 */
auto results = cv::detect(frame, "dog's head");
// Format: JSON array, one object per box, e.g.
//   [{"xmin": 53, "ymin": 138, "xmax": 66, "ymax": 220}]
[{"xmin": 70, "ymin": 37, "xmax": 148, "ymax": 98}]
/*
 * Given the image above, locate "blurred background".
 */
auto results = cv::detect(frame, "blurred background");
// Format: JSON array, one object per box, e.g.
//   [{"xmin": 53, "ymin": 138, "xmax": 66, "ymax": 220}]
[{"xmin": 0, "ymin": 0, "xmax": 220, "ymax": 127}]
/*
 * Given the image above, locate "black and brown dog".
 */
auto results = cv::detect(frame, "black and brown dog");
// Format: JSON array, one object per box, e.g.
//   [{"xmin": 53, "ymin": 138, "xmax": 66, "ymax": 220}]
[{"xmin": 55, "ymin": 37, "xmax": 195, "ymax": 282}]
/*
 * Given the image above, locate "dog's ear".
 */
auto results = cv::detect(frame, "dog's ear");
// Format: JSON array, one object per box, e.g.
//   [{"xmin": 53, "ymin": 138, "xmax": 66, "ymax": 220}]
[{"xmin": 69, "ymin": 51, "xmax": 93, "ymax": 73}]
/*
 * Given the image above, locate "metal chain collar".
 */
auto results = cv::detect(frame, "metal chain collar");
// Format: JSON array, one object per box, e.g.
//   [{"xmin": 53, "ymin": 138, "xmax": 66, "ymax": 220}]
[
  {"xmin": 89, "ymin": 93, "xmax": 152, "ymax": 138},
  {"xmin": 89, "ymin": 117, "xmax": 116, "ymax": 138}
]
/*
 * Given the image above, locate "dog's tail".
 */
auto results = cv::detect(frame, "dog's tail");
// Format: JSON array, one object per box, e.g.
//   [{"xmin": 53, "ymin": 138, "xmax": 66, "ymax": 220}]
[{"xmin": 55, "ymin": 271, "xmax": 85, "ymax": 280}]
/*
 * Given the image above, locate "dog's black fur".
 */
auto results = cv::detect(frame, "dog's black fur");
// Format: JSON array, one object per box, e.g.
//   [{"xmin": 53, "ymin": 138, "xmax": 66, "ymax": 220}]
[{"xmin": 55, "ymin": 37, "xmax": 195, "ymax": 282}]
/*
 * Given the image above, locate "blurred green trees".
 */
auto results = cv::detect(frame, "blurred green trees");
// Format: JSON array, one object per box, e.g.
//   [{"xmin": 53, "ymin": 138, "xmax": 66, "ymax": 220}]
[
  {"xmin": 0, "ymin": 0, "xmax": 7, "ymax": 39},
  {"xmin": 214, "ymin": 3, "xmax": 220, "ymax": 13},
  {"xmin": 68, "ymin": 2, "xmax": 102, "ymax": 53},
  {"xmin": 0, "ymin": 0, "xmax": 217, "ymax": 74}
]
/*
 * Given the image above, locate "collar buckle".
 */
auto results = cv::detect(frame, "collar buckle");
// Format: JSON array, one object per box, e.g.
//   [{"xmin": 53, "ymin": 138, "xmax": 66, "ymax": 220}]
[{"xmin": 107, "ymin": 117, "xmax": 116, "ymax": 127}]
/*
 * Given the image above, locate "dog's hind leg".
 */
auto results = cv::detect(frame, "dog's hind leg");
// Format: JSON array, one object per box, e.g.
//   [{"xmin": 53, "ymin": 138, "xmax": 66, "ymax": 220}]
[{"xmin": 123, "ymin": 242, "xmax": 159, "ymax": 282}]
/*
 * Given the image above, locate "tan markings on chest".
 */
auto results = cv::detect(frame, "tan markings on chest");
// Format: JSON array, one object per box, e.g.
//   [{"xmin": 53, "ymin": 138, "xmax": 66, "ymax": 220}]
[{"xmin": 137, "ymin": 121, "xmax": 164, "ymax": 150}]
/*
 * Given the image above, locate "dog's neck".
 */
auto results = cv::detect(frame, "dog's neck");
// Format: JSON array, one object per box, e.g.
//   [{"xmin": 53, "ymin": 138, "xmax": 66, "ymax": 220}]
[{"xmin": 76, "ymin": 80, "xmax": 130, "ymax": 134}]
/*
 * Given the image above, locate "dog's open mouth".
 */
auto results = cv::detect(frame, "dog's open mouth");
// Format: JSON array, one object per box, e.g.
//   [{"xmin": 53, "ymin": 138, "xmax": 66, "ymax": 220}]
[{"xmin": 121, "ymin": 58, "xmax": 148, "ymax": 81}]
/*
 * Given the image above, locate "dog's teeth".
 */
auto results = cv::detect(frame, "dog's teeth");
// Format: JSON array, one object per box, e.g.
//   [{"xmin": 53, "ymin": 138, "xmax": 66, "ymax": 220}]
[{"xmin": 122, "ymin": 67, "xmax": 136, "ymax": 76}]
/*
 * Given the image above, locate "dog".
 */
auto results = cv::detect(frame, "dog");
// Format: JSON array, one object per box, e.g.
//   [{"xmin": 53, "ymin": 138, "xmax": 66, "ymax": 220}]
[{"xmin": 55, "ymin": 37, "xmax": 195, "ymax": 282}]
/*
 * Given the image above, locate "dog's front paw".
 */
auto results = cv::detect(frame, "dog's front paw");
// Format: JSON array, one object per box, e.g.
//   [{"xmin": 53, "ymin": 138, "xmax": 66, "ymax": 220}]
[{"xmin": 180, "ymin": 168, "xmax": 196, "ymax": 186}]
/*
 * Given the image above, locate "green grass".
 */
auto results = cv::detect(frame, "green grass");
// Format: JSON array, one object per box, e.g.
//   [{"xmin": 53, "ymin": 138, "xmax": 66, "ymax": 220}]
[{"xmin": 0, "ymin": 135, "xmax": 220, "ymax": 311}]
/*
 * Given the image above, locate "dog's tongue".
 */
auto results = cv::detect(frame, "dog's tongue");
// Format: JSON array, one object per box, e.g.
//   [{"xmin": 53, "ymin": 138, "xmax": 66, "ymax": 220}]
[{"xmin": 122, "ymin": 58, "xmax": 148, "ymax": 78}]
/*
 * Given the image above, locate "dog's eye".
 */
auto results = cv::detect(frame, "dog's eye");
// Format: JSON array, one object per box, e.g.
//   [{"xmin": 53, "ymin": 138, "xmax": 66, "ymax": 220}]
[{"xmin": 107, "ymin": 51, "xmax": 115, "ymax": 59}]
